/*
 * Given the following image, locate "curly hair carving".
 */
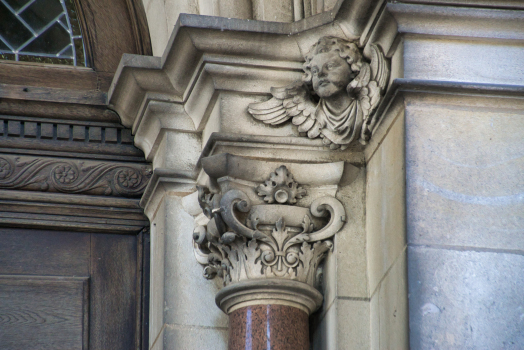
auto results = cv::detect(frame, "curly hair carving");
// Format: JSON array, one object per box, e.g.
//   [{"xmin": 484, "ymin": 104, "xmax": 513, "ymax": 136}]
[{"xmin": 302, "ymin": 36, "xmax": 364, "ymax": 92}]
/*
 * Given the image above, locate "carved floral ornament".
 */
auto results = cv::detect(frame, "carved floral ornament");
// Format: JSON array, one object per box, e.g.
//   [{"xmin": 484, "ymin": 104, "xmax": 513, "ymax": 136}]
[
  {"xmin": 193, "ymin": 164, "xmax": 346, "ymax": 291},
  {"xmin": 248, "ymin": 36, "xmax": 390, "ymax": 150},
  {"xmin": 0, "ymin": 156, "xmax": 151, "ymax": 197}
]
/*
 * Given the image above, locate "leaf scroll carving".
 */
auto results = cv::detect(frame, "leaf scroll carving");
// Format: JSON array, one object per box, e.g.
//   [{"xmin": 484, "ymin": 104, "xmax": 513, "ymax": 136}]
[{"xmin": 0, "ymin": 155, "xmax": 151, "ymax": 197}]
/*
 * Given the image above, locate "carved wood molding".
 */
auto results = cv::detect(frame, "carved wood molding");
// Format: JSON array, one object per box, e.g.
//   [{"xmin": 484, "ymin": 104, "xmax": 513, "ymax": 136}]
[
  {"xmin": 0, "ymin": 116, "xmax": 144, "ymax": 161},
  {"xmin": 0, "ymin": 155, "xmax": 151, "ymax": 198}
]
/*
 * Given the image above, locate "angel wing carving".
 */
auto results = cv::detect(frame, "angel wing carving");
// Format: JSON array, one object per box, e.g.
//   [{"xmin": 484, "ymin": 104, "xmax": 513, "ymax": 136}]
[
  {"xmin": 247, "ymin": 38, "xmax": 389, "ymax": 149},
  {"xmin": 351, "ymin": 44, "xmax": 390, "ymax": 142},
  {"xmin": 247, "ymin": 81, "xmax": 320, "ymax": 135}
]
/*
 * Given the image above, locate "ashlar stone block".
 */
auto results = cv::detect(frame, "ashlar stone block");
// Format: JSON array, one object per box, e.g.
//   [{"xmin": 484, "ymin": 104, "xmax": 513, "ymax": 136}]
[
  {"xmin": 406, "ymin": 97, "xmax": 524, "ymax": 250},
  {"xmin": 163, "ymin": 323, "xmax": 228, "ymax": 350},
  {"xmin": 409, "ymin": 246, "xmax": 524, "ymax": 350},
  {"xmin": 162, "ymin": 194, "xmax": 227, "ymax": 328},
  {"xmin": 366, "ymin": 112, "xmax": 406, "ymax": 295}
]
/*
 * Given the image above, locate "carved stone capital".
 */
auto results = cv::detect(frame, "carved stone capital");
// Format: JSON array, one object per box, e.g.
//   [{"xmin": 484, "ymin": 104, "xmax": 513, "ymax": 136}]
[{"xmin": 193, "ymin": 153, "xmax": 345, "ymax": 314}]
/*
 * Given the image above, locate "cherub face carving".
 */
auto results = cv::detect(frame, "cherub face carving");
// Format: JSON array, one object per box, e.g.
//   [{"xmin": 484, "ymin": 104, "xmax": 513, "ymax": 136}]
[
  {"xmin": 248, "ymin": 36, "xmax": 389, "ymax": 149},
  {"xmin": 310, "ymin": 50, "xmax": 353, "ymax": 99},
  {"xmin": 303, "ymin": 37, "xmax": 363, "ymax": 98}
]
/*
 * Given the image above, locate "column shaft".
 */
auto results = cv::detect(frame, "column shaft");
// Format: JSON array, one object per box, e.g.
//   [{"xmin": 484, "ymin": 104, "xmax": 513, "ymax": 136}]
[{"xmin": 228, "ymin": 304, "xmax": 309, "ymax": 350}]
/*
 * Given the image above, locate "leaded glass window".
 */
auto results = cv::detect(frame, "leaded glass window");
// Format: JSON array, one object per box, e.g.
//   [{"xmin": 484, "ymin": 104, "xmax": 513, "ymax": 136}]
[{"xmin": 0, "ymin": 0, "xmax": 87, "ymax": 66}]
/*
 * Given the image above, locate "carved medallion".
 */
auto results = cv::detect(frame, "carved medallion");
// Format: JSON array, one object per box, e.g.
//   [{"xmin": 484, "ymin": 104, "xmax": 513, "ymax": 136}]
[{"xmin": 248, "ymin": 36, "xmax": 389, "ymax": 149}]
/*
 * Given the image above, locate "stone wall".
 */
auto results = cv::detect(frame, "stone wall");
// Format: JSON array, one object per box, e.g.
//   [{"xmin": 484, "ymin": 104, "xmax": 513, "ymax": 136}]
[{"xmin": 405, "ymin": 92, "xmax": 524, "ymax": 348}]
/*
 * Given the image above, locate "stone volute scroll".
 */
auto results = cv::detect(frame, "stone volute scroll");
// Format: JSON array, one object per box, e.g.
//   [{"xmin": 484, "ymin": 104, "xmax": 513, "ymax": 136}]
[
  {"xmin": 248, "ymin": 36, "xmax": 390, "ymax": 150},
  {"xmin": 192, "ymin": 153, "xmax": 346, "ymax": 320}
]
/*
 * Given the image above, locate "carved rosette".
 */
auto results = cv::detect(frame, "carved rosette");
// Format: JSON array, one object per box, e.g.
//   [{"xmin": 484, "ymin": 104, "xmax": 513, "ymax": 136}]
[
  {"xmin": 0, "ymin": 155, "xmax": 151, "ymax": 197},
  {"xmin": 193, "ymin": 162, "xmax": 346, "ymax": 314}
]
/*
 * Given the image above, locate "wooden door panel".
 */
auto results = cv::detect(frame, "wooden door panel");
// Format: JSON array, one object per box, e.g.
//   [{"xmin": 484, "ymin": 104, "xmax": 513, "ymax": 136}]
[
  {"xmin": 89, "ymin": 233, "xmax": 137, "ymax": 350},
  {"xmin": 0, "ymin": 276, "xmax": 89, "ymax": 350},
  {"xmin": 0, "ymin": 229, "xmax": 90, "ymax": 276},
  {"xmin": 0, "ymin": 228, "xmax": 142, "ymax": 349}
]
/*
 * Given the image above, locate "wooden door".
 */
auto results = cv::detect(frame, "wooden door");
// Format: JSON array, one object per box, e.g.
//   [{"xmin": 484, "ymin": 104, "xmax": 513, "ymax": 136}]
[
  {"xmin": 0, "ymin": 228, "xmax": 148, "ymax": 350},
  {"xmin": 0, "ymin": 0, "xmax": 152, "ymax": 348}
]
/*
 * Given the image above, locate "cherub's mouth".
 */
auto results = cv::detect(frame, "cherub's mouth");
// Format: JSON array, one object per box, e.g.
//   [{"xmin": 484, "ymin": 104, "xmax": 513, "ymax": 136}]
[{"xmin": 319, "ymin": 80, "xmax": 330, "ymax": 87}]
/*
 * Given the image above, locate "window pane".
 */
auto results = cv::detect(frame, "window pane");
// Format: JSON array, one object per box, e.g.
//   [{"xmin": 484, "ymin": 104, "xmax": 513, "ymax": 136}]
[
  {"xmin": 23, "ymin": 22, "xmax": 70, "ymax": 54},
  {"xmin": 0, "ymin": 0, "xmax": 87, "ymax": 66},
  {"xmin": 4, "ymin": 0, "xmax": 32, "ymax": 11},
  {"xmin": 20, "ymin": 0, "xmax": 63, "ymax": 33},
  {"xmin": 0, "ymin": 2, "xmax": 34, "ymax": 49}
]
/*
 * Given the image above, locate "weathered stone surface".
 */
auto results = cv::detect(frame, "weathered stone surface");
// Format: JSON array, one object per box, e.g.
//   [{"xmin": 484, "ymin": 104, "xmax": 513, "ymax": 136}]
[
  {"xmin": 406, "ymin": 97, "xmax": 524, "ymax": 251},
  {"xmin": 389, "ymin": 3, "xmax": 524, "ymax": 41},
  {"xmin": 366, "ymin": 113, "xmax": 406, "ymax": 294},
  {"xmin": 334, "ymin": 165, "xmax": 368, "ymax": 298},
  {"xmin": 312, "ymin": 297, "xmax": 373, "ymax": 350},
  {"xmin": 154, "ymin": 132, "xmax": 202, "ymax": 171},
  {"xmin": 403, "ymin": 36, "xmax": 524, "ymax": 85},
  {"xmin": 311, "ymin": 300, "xmax": 337, "ymax": 350},
  {"xmin": 377, "ymin": 249, "xmax": 409, "ymax": 350},
  {"xmin": 143, "ymin": 0, "xmax": 169, "ymax": 56},
  {"xmin": 162, "ymin": 323, "xmax": 228, "ymax": 350},
  {"xmin": 409, "ymin": 246, "xmax": 524, "ymax": 350},
  {"xmin": 147, "ymin": 189, "xmax": 227, "ymax": 350},
  {"xmin": 149, "ymin": 200, "xmax": 166, "ymax": 346},
  {"xmin": 162, "ymin": 195, "xmax": 227, "ymax": 328},
  {"xmin": 337, "ymin": 299, "xmax": 372, "ymax": 349}
]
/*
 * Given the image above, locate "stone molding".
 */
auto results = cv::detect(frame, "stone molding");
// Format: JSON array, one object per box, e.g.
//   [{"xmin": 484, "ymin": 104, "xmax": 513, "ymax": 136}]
[
  {"xmin": 0, "ymin": 155, "xmax": 151, "ymax": 198},
  {"xmin": 389, "ymin": 2, "xmax": 524, "ymax": 40},
  {"xmin": 192, "ymin": 154, "xmax": 345, "ymax": 314},
  {"xmin": 199, "ymin": 132, "xmax": 366, "ymax": 167},
  {"xmin": 215, "ymin": 278, "xmax": 323, "ymax": 315},
  {"xmin": 107, "ymin": 2, "xmax": 398, "ymax": 163}
]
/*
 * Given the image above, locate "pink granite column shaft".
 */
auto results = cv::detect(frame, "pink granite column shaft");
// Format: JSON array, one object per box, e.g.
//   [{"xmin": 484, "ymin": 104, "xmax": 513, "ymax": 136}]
[{"xmin": 228, "ymin": 304, "xmax": 309, "ymax": 350}]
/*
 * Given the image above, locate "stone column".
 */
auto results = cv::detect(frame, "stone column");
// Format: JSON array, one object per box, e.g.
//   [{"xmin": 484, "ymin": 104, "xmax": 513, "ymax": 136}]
[
  {"xmin": 192, "ymin": 154, "xmax": 346, "ymax": 349},
  {"xmin": 228, "ymin": 304, "xmax": 309, "ymax": 349},
  {"xmin": 108, "ymin": 5, "xmax": 406, "ymax": 347}
]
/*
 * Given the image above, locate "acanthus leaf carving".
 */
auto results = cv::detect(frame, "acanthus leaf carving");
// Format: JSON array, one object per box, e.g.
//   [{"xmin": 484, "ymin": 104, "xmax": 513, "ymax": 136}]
[
  {"xmin": 193, "ymin": 164, "xmax": 346, "ymax": 290},
  {"xmin": 248, "ymin": 36, "xmax": 390, "ymax": 149}
]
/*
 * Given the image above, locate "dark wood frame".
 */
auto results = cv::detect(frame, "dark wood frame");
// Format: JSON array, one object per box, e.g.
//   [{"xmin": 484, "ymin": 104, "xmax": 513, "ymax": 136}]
[
  {"xmin": 0, "ymin": 1, "xmax": 152, "ymax": 348},
  {"xmin": 0, "ymin": 0, "xmax": 152, "ymax": 107}
]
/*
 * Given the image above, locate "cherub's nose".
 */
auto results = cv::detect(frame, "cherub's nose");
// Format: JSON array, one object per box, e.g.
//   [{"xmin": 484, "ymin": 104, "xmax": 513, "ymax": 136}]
[{"xmin": 319, "ymin": 65, "xmax": 328, "ymax": 77}]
